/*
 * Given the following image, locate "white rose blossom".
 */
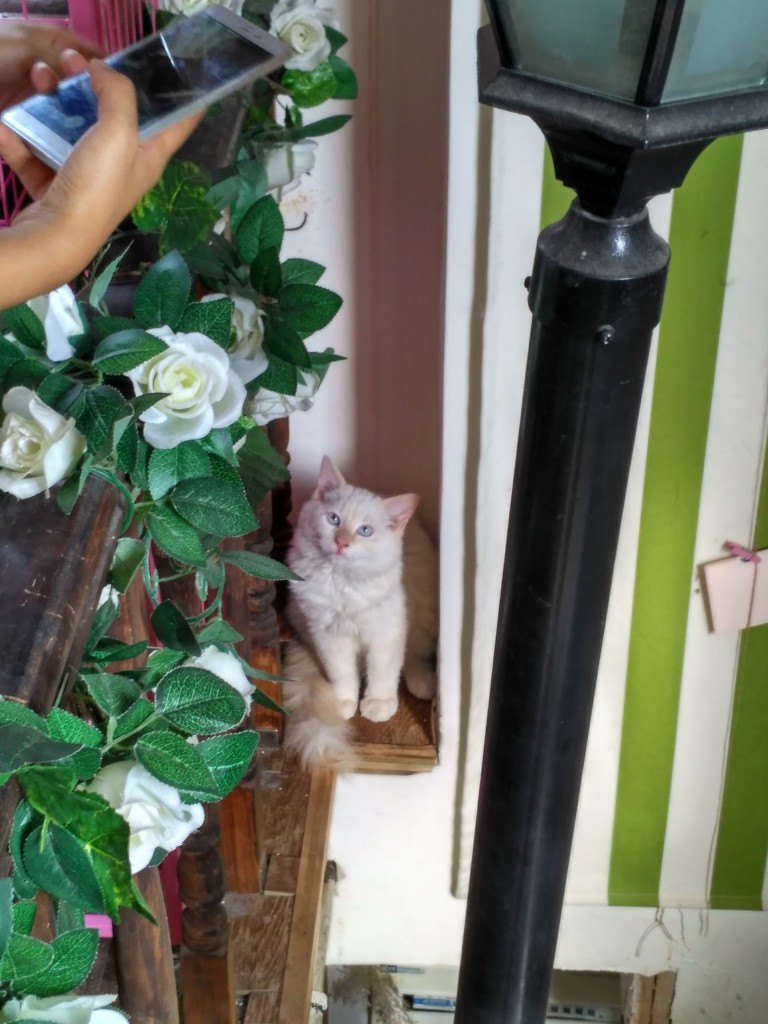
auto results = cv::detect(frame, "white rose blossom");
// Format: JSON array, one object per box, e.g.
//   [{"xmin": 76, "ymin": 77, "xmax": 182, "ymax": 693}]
[
  {"xmin": 85, "ymin": 761, "xmax": 204, "ymax": 874},
  {"xmin": 185, "ymin": 646, "xmax": 253, "ymax": 701},
  {"xmin": 201, "ymin": 294, "xmax": 268, "ymax": 384},
  {"xmin": 126, "ymin": 326, "xmax": 246, "ymax": 449},
  {"xmin": 158, "ymin": 0, "xmax": 243, "ymax": 15},
  {"xmin": 0, "ymin": 387, "xmax": 86, "ymax": 499},
  {"xmin": 0, "ymin": 993, "xmax": 127, "ymax": 1023},
  {"xmin": 26, "ymin": 284, "xmax": 82, "ymax": 362},
  {"xmin": 270, "ymin": 0, "xmax": 339, "ymax": 72},
  {"xmin": 245, "ymin": 369, "xmax": 322, "ymax": 426}
]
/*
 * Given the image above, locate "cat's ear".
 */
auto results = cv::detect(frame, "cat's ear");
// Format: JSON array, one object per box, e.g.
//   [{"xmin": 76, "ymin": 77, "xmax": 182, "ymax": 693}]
[
  {"xmin": 314, "ymin": 455, "xmax": 346, "ymax": 499},
  {"xmin": 382, "ymin": 493, "xmax": 419, "ymax": 533}
]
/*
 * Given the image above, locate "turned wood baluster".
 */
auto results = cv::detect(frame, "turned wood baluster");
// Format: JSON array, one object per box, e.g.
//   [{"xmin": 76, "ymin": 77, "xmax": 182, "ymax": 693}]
[{"xmin": 267, "ymin": 418, "xmax": 293, "ymax": 567}]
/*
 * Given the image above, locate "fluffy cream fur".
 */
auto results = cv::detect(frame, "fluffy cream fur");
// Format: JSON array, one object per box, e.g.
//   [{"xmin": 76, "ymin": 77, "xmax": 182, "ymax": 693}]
[{"xmin": 282, "ymin": 456, "xmax": 438, "ymax": 770}]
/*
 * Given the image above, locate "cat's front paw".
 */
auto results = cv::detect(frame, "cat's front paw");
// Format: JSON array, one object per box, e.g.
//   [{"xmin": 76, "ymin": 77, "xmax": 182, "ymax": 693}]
[
  {"xmin": 337, "ymin": 697, "xmax": 358, "ymax": 720},
  {"xmin": 360, "ymin": 696, "xmax": 398, "ymax": 723}
]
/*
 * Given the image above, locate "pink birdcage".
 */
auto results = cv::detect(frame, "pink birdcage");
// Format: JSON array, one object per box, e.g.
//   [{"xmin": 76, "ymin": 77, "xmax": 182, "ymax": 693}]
[{"xmin": 0, "ymin": 0, "xmax": 158, "ymax": 227}]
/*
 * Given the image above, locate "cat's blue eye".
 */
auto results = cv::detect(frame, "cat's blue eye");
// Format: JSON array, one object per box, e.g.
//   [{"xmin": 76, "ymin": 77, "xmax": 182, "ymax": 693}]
[
  {"xmin": 327, "ymin": 512, "xmax": 341, "ymax": 526},
  {"xmin": 357, "ymin": 525, "xmax": 374, "ymax": 537}
]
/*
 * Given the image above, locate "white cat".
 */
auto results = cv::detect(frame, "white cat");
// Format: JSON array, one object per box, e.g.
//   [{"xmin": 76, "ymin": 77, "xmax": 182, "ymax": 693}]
[{"xmin": 282, "ymin": 456, "xmax": 438, "ymax": 770}]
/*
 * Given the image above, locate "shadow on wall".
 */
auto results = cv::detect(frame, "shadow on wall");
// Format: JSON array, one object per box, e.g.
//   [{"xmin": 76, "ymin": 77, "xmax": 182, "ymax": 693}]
[{"xmin": 345, "ymin": 0, "xmax": 451, "ymax": 536}]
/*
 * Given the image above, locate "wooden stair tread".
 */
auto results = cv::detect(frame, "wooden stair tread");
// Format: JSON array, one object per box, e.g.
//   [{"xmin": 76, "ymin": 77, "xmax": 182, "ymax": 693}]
[{"xmin": 350, "ymin": 686, "xmax": 438, "ymax": 774}]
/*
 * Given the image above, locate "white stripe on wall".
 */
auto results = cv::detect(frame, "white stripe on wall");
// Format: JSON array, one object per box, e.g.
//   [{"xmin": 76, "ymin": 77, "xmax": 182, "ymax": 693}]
[{"xmin": 659, "ymin": 129, "xmax": 768, "ymax": 909}]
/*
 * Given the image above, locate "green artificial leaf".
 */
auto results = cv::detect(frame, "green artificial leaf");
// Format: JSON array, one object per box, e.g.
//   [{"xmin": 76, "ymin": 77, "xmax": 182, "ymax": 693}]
[
  {"xmin": 24, "ymin": 824, "xmax": 106, "ymax": 913},
  {"xmin": 177, "ymin": 298, "xmax": 233, "ymax": 349},
  {"xmin": 249, "ymin": 355, "xmax": 298, "ymax": 396},
  {"xmin": 151, "ymin": 601, "xmax": 202, "ymax": 657},
  {"xmin": 0, "ymin": 878, "xmax": 11, "ymax": 961},
  {"xmin": 110, "ymin": 697, "xmax": 156, "ymax": 743},
  {"xmin": 142, "ymin": 648, "xmax": 187, "ymax": 689},
  {"xmin": 71, "ymin": 385, "xmax": 130, "ymax": 459},
  {"xmin": 88, "ymin": 637, "xmax": 148, "ymax": 666},
  {"xmin": 146, "ymin": 504, "xmax": 208, "ymax": 568},
  {"xmin": 329, "ymin": 54, "xmax": 358, "ymax": 99},
  {"xmin": 236, "ymin": 195, "xmax": 284, "ymax": 264},
  {"xmin": 309, "ymin": 347, "xmax": 346, "ymax": 370},
  {"xmin": 88, "ymin": 244, "xmax": 132, "ymax": 311},
  {"xmin": 17, "ymin": 768, "xmax": 148, "ymax": 922},
  {"xmin": 200, "ymin": 427, "xmax": 237, "ymax": 466},
  {"xmin": 0, "ymin": 334, "xmax": 24, "ymax": 376},
  {"xmin": 0, "ymin": 698, "xmax": 46, "ymax": 732},
  {"xmin": 197, "ymin": 731, "xmax": 259, "ymax": 799},
  {"xmin": 283, "ymin": 114, "xmax": 352, "ymax": 142},
  {"xmin": 81, "ymin": 671, "xmax": 142, "ymax": 717},
  {"xmin": 108, "ymin": 538, "xmax": 146, "ymax": 593},
  {"xmin": 56, "ymin": 472, "xmax": 83, "ymax": 517},
  {"xmin": 56, "ymin": 901, "xmax": 85, "ymax": 935},
  {"xmin": 3, "ymin": 303, "xmax": 45, "ymax": 350},
  {"xmin": 0, "ymin": 933, "xmax": 55, "ymax": 988},
  {"xmin": 197, "ymin": 620, "xmax": 243, "ymax": 645},
  {"xmin": 155, "ymin": 666, "xmax": 247, "ymax": 735},
  {"xmin": 130, "ymin": 392, "xmax": 169, "ymax": 419},
  {"xmin": 134, "ymin": 731, "xmax": 221, "ymax": 800},
  {"xmin": 236, "ymin": 427, "xmax": 290, "ymax": 510},
  {"xmin": 92, "ymin": 328, "xmax": 167, "ymax": 375},
  {"xmin": 277, "ymin": 283, "xmax": 342, "ymax": 340},
  {"xmin": 91, "ymin": 315, "xmax": 137, "ymax": 342},
  {"xmin": 45, "ymin": 709, "xmax": 102, "ymax": 780},
  {"xmin": 222, "ymin": 549, "xmax": 300, "ymax": 581},
  {"xmin": 228, "ymin": 159, "xmax": 270, "ymax": 232},
  {"xmin": 250, "ymin": 247, "xmax": 282, "ymax": 299},
  {"xmin": 280, "ymin": 258, "xmax": 325, "ymax": 286},
  {"xmin": 35, "ymin": 375, "xmax": 84, "ymax": 415},
  {"xmin": 30, "ymin": 927, "xmax": 100, "ymax": 997},
  {"xmin": 85, "ymin": 589, "xmax": 120, "ymax": 653},
  {"xmin": 282, "ymin": 60, "xmax": 337, "ymax": 108},
  {"xmin": 148, "ymin": 442, "xmax": 212, "ymax": 500},
  {"xmin": 133, "ymin": 250, "xmax": 192, "ymax": 329},
  {"xmin": 205, "ymin": 173, "xmax": 242, "ymax": 211},
  {"xmin": 9, "ymin": 802, "xmax": 39, "ymax": 900},
  {"xmin": 12, "ymin": 900, "xmax": 36, "ymax": 937},
  {"xmin": 0, "ymin": 725, "xmax": 84, "ymax": 773},
  {"xmin": 324, "ymin": 25, "xmax": 348, "ymax": 53},
  {"xmin": 263, "ymin": 318, "xmax": 311, "ymax": 369},
  {"xmin": 133, "ymin": 160, "xmax": 218, "ymax": 255},
  {"xmin": 171, "ymin": 476, "xmax": 258, "ymax": 538},
  {"xmin": 4, "ymin": 358, "xmax": 50, "ymax": 392}
]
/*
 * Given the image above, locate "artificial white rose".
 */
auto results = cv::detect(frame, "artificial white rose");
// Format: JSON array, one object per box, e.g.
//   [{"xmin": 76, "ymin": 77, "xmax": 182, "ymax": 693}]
[
  {"xmin": 185, "ymin": 646, "xmax": 253, "ymax": 701},
  {"xmin": 126, "ymin": 326, "xmax": 246, "ymax": 449},
  {"xmin": 158, "ymin": 0, "xmax": 243, "ymax": 15},
  {"xmin": 0, "ymin": 387, "xmax": 86, "ymax": 499},
  {"xmin": 245, "ymin": 369, "xmax": 321, "ymax": 426},
  {"xmin": 263, "ymin": 140, "xmax": 318, "ymax": 199},
  {"xmin": 26, "ymin": 284, "xmax": 82, "ymax": 362},
  {"xmin": 201, "ymin": 294, "xmax": 268, "ymax": 384},
  {"xmin": 85, "ymin": 761, "xmax": 205, "ymax": 874},
  {"xmin": 270, "ymin": 0, "xmax": 339, "ymax": 71},
  {"xmin": 0, "ymin": 993, "xmax": 127, "ymax": 1023}
]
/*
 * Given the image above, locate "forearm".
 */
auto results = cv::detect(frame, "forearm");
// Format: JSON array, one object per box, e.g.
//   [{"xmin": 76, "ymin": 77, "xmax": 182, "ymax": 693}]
[{"xmin": 0, "ymin": 206, "xmax": 93, "ymax": 308}]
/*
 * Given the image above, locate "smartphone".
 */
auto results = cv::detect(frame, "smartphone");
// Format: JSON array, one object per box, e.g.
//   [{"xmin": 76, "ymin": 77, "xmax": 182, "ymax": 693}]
[{"xmin": 0, "ymin": 7, "xmax": 291, "ymax": 170}]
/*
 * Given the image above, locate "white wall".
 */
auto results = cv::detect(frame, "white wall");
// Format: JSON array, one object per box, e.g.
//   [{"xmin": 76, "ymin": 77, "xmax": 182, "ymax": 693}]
[{"xmin": 283, "ymin": 1, "xmax": 768, "ymax": 1018}]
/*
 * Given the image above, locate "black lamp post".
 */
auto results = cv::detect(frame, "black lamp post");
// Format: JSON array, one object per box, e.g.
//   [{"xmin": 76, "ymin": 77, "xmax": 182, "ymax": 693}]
[{"xmin": 454, "ymin": 4, "xmax": 768, "ymax": 1023}]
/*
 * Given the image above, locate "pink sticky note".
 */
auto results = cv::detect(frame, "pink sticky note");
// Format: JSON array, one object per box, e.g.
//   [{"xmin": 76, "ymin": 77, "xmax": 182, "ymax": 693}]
[
  {"xmin": 700, "ymin": 549, "xmax": 768, "ymax": 633},
  {"xmin": 84, "ymin": 914, "xmax": 113, "ymax": 938}
]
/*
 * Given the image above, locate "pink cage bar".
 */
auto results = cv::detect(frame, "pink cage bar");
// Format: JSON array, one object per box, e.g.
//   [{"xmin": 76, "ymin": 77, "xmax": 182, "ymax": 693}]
[{"xmin": 0, "ymin": 0, "xmax": 157, "ymax": 227}]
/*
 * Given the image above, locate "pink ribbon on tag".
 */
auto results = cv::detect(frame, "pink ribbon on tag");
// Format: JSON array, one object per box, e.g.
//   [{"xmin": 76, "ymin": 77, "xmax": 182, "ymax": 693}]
[{"xmin": 726, "ymin": 541, "xmax": 762, "ymax": 564}]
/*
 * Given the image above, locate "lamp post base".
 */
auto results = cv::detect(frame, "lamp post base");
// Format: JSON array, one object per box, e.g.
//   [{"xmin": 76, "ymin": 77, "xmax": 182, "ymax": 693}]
[{"xmin": 454, "ymin": 199, "xmax": 669, "ymax": 1024}]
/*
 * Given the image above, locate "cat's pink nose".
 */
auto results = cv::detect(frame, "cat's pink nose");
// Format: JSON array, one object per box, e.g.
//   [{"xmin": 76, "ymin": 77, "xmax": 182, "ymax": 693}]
[{"xmin": 335, "ymin": 537, "xmax": 349, "ymax": 552}]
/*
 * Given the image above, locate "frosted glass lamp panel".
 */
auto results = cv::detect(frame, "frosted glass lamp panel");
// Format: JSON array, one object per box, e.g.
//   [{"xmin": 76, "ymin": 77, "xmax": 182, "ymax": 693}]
[
  {"xmin": 496, "ymin": 0, "xmax": 657, "ymax": 100},
  {"xmin": 663, "ymin": 0, "xmax": 768, "ymax": 101}
]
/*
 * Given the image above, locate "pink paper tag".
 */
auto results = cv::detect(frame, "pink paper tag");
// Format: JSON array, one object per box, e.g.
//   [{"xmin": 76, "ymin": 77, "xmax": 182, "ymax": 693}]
[
  {"xmin": 700, "ymin": 548, "xmax": 768, "ymax": 633},
  {"xmin": 84, "ymin": 914, "xmax": 113, "ymax": 938}
]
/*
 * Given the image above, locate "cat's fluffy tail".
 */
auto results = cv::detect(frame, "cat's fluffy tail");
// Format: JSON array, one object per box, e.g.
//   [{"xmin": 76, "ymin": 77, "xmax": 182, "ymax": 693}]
[{"xmin": 281, "ymin": 641, "xmax": 354, "ymax": 773}]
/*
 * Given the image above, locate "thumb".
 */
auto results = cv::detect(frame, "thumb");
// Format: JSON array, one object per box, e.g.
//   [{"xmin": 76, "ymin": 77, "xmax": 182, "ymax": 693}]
[{"xmin": 88, "ymin": 59, "xmax": 138, "ymax": 134}]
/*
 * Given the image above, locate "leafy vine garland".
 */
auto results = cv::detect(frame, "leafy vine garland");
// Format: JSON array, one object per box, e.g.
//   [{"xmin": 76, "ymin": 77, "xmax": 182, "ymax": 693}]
[{"xmin": 0, "ymin": 0, "xmax": 355, "ymax": 1019}]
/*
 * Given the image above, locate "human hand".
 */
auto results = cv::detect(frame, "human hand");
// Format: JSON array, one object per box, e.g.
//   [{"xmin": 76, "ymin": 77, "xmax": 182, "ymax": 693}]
[
  {"xmin": 0, "ymin": 60, "xmax": 202, "ymax": 300},
  {"xmin": 0, "ymin": 22, "xmax": 100, "ymax": 110}
]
